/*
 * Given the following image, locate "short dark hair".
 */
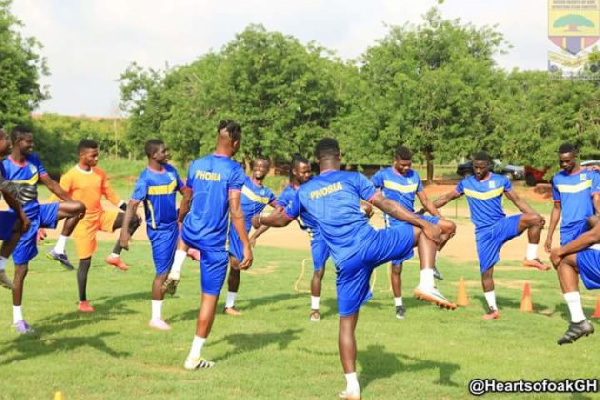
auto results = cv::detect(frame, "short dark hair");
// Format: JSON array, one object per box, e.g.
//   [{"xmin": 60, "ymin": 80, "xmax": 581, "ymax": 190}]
[
  {"xmin": 473, "ymin": 151, "xmax": 491, "ymax": 163},
  {"xmin": 558, "ymin": 142, "xmax": 576, "ymax": 155},
  {"xmin": 290, "ymin": 153, "xmax": 310, "ymax": 179},
  {"xmin": 10, "ymin": 125, "xmax": 32, "ymax": 143},
  {"xmin": 252, "ymin": 155, "xmax": 270, "ymax": 168},
  {"xmin": 144, "ymin": 139, "xmax": 164, "ymax": 157},
  {"xmin": 78, "ymin": 139, "xmax": 98, "ymax": 152},
  {"xmin": 395, "ymin": 145, "xmax": 412, "ymax": 160},
  {"xmin": 218, "ymin": 120, "xmax": 242, "ymax": 142},
  {"xmin": 315, "ymin": 138, "xmax": 340, "ymax": 160}
]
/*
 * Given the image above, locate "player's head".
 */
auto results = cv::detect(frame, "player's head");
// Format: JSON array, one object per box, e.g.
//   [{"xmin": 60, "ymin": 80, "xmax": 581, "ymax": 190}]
[
  {"xmin": 145, "ymin": 139, "xmax": 169, "ymax": 165},
  {"xmin": 394, "ymin": 145, "xmax": 412, "ymax": 176},
  {"xmin": 472, "ymin": 151, "xmax": 491, "ymax": 180},
  {"xmin": 0, "ymin": 127, "xmax": 10, "ymax": 157},
  {"xmin": 315, "ymin": 138, "xmax": 341, "ymax": 166},
  {"xmin": 10, "ymin": 125, "xmax": 34, "ymax": 156},
  {"xmin": 558, "ymin": 142, "xmax": 577, "ymax": 173},
  {"xmin": 217, "ymin": 120, "xmax": 242, "ymax": 155},
  {"xmin": 291, "ymin": 154, "xmax": 311, "ymax": 184},
  {"xmin": 78, "ymin": 139, "xmax": 100, "ymax": 167},
  {"xmin": 252, "ymin": 156, "xmax": 270, "ymax": 181}
]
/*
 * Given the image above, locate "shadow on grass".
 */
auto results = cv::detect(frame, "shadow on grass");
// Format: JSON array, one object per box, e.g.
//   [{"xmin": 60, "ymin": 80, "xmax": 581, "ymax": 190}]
[
  {"xmin": 211, "ymin": 328, "xmax": 303, "ymax": 362},
  {"xmin": 358, "ymin": 345, "xmax": 460, "ymax": 390},
  {"xmin": 0, "ymin": 331, "xmax": 130, "ymax": 365}
]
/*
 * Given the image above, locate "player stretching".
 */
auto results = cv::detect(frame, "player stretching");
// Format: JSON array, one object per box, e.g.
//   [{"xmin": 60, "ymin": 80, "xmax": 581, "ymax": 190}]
[
  {"xmin": 372, "ymin": 145, "xmax": 456, "ymax": 320},
  {"xmin": 2, "ymin": 126, "xmax": 85, "ymax": 333},
  {"xmin": 52, "ymin": 140, "xmax": 141, "ymax": 312},
  {"xmin": 255, "ymin": 138, "xmax": 455, "ymax": 400},
  {"xmin": 545, "ymin": 142, "xmax": 600, "ymax": 253},
  {"xmin": 181, "ymin": 120, "xmax": 253, "ymax": 370},
  {"xmin": 0, "ymin": 128, "xmax": 30, "ymax": 289},
  {"xmin": 120, "ymin": 140, "xmax": 183, "ymax": 330},
  {"xmin": 550, "ymin": 216, "xmax": 600, "ymax": 345},
  {"xmin": 223, "ymin": 156, "xmax": 276, "ymax": 316},
  {"xmin": 434, "ymin": 152, "xmax": 549, "ymax": 320}
]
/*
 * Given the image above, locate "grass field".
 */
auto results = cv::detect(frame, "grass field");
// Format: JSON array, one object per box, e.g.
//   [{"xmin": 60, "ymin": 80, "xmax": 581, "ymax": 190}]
[{"xmin": 1, "ymin": 240, "xmax": 599, "ymax": 399}]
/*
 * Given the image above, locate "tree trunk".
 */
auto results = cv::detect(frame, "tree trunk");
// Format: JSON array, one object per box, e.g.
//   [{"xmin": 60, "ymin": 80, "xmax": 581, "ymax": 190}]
[{"xmin": 424, "ymin": 147, "xmax": 434, "ymax": 182}]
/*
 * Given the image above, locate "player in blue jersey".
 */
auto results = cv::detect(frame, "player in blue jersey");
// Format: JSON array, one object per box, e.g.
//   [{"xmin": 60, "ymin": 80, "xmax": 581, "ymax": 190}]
[
  {"xmin": 2, "ymin": 126, "xmax": 86, "ymax": 333},
  {"xmin": 545, "ymin": 142, "xmax": 600, "ymax": 254},
  {"xmin": 372, "ymin": 146, "xmax": 456, "ymax": 320},
  {"xmin": 254, "ymin": 138, "xmax": 455, "ymax": 399},
  {"xmin": 434, "ymin": 152, "xmax": 549, "ymax": 321},
  {"xmin": 0, "ymin": 128, "xmax": 30, "ymax": 290},
  {"xmin": 180, "ymin": 120, "xmax": 253, "ymax": 370},
  {"xmin": 550, "ymin": 216, "xmax": 599, "ymax": 345},
  {"xmin": 120, "ymin": 140, "xmax": 184, "ymax": 331},
  {"xmin": 223, "ymin": 156, "xmax": 277, "ymax": 316}
]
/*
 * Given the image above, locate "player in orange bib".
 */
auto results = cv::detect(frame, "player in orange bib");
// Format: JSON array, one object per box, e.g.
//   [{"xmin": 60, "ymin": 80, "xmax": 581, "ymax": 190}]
[{"xmin": 49, "ymin": 140, "xmax": 140, "ymax": 312}]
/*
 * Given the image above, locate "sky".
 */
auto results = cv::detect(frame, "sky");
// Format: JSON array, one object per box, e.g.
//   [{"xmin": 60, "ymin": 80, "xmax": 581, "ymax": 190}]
[{"xmin": 12, "ymin": 0, "xmax": 549, "ymax": 117}]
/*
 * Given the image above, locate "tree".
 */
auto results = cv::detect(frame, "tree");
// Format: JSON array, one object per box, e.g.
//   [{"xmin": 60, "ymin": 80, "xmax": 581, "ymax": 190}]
[{"xmin": 0, "ymin": 0, "xmax": 48, "ymax": 125}]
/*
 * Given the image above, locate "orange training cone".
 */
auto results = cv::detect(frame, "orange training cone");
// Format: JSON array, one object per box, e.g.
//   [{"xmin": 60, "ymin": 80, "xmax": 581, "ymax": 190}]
[
  {"xmin": 456, "ymin": 277, "xmax": 469, "ymax": 307},
  {"xmin": 520, "ymin": 282, "xmax": 533, "ymax": 312},
  {"xmin": 592, "ymin": 297, "xmax": 600, "ymax": 319}
]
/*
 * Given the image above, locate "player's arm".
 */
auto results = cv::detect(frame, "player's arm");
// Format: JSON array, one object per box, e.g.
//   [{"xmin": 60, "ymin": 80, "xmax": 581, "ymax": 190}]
[
  {"xmin": 40, "ymin": 174, "xmax": 73, "ymax": 201},
  {"xmin": 360, "ymin": 200, "xmax": 374, "ymax": 218},
  {"xmin": 370, "ymin": 192, "xmax": 441, "ymax": 243},
  {"xmin": 178, "ymin": 187, "xmax": 192, "ymax": 223},
  {"xmin": 0, "ymin": 181, "xmax": 30, "ymax": 232},
  {"xmin": 230, "ymin": 190, "xmax": 253, "ymax": 270},
  {"xmin": 550, "ymin": 222, "xmax": 600, "ymax": 267},
  {"xmin": 119, "ymin": 200, "xmax": 140, "ymax": 250},
  {"xmin": 545, "ymin": 201, "xmax": 561, "ymax": 253},
  {"xmin": 416, "ymin": 190, "xmax": 441, "ymax": 218},
  {"xmin": 253, "ymin": 207, "xmax": 293, "ymax": 228},
  {"xmin": 503, "ymin": 190, "xmax": 538, "ymax": 215},
  {"xmin": 432, "ymin": 189, "xmax": 461, "ymax": 209},
  {"xmin": 593, "ymin": 193, "xmax": 600, "ymax": 217}
]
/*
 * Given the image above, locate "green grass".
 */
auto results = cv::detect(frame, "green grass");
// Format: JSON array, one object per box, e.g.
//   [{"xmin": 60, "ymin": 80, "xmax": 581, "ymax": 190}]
[{"xmin": 0, "ymin": 241, "xmax": 598, "ymax": 399}]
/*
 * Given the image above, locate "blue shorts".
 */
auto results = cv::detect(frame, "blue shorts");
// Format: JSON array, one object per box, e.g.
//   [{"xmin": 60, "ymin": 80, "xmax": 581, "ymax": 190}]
[
  {"xmin": 576, "ymin": 247, "xmax": 600, "ymax": 290},
  {"xmin": 475, "ymin": 215, "xmax": 521, "ymax": 273},
  {"xmin": 560, "ymin": 220, "xmax": 589, "ymax": 246},
  {"xmin": 336, "ymin": 224, "xmax": 414, "ymax": 317},
  {"xmin": 13, "ymin": 202, "xmax": 59, "ymax": 265},
  {"xmin": 387, "ymin": 215, "xmax": 440, "ymax": 265},
  {"xmin": 227, "ymin": 222, "xmax": 250, "ymax": 262},
  {"xmin": 0, "ymin": 211, "xmax": 17, "ymax": 240},
  {"xmin": 311, "ymin": 237, "xmax": 330, "ymax": 271},
  {"xmin": 147, "ymin": 223, "xmax": 179, "ymax": 275},
  {"xmin": 199, "ymin": 249, "xmax": 229, "ymax": 296}
]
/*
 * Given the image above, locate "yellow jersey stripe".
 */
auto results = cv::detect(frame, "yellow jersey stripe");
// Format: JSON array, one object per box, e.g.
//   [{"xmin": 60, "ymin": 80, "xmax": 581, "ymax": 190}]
[
  {"xmin": 11, "ymin": 173, "xmax": 39, "ymax": 186},
  {"xmin": 556, "ymin": 180, "xmax": 592, "ymax": 194},
  {"xmin": 383, "ymin": 180, "xmax": 418, "ymax": 194},
  {"xmin": 147, "ymin": 180, "xmax": 177, "ymax": 196},
  {"xmin": 464, "ymin": 187, "xmax": 504, "ymax": 200},
  {"xmin": 241, "ymin": 186, "xmax": 270, "ymax": 204},
  {"xmin": 147, "ymin": 201, "xmax": 157, "ymax": 229}
]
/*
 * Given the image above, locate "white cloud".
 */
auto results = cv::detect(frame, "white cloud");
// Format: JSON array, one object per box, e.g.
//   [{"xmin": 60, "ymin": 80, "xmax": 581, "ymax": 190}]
[{"xmin": 11, "ymin": 0, "xmax": 552, "ymax": 116}]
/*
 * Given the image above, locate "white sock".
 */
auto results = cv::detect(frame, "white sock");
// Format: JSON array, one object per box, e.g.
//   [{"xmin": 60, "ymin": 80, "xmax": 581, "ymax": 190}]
[
  {"xmin": 110, "ymin": 253, "xmax": 120, "ymax": 259},
  {"xmin": 53, "ymin": 235, "xmax": 68, "ymax": 254},
  {"xmin": 311, "ymin": 296, "xmax": 320, "ymax": 310},
  {"xmin": 525, "ymin": 243, "xmax": 539, "ymax": 261},
  {"xmin": 394, "ymin": 297, "xmax": 403, "ymax": 307},
  {"xmin": 151, "ymin": 300, "xmax": 163, "ymax": 321},
  {"xmin": 484, "ymin": 291, "xmax": 497, "ymax": 311},
  {"xmin": 13, "ymin": 305, "xmax": 23, "ymax": 324},
  {"xmin": 169, "ymin": 250, "xmax": 187, "ymax": 280},
  {"xmin": 225, "ymin": 291, "xmax": 237, "ymax": 309},
  {"xmin": 188, "ymin": 335, "xmax": 206, "ymax": 359},
  {"xmin": 344, "ymin": 372, "xmax": 360, "ymax": 394},
  {"xmin": 419, "ymin": 268, "xmax": 435, "ymax": 289},
  {"xmin": 0, "ymin": 256, "xmax": 7, "ymax": 271},
  {"xmin": 564, "ymin": 292, "xmax": 585, "ymax": 323}
]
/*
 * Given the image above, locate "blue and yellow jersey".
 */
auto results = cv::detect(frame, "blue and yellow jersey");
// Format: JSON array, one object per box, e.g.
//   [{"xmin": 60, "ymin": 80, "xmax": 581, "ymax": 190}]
[
  {"xmin": 240, "ymin": 176, "xmax": 276, "ymax": 224},
  {"xmin": 1, "ymin": 154, "xmax": 48, "ymax": 213},
  {"xmin": 284, "ymin": 170, "xmax": 377, "ymax": 264},
  {"xmin": 455, "ymin": 173, "xmax": 512, "ymax": 232},
  {"xmin": 131, "ymin": 164, "xmax": 183, "ymax": 229},
  {"xmin": 552, "ymin": 169, "xmax": 600, "ymax": 231},
  {"xmin": 372, "ymin": 167, "xmax": 423, "ymax": 226},
  {"xmin": 278, "ymin": 183, "xmax": 320, "ymax": 238},
  {"xmin": 182, "ymin": 154, "xmax": 245, "ymax": 250}
]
